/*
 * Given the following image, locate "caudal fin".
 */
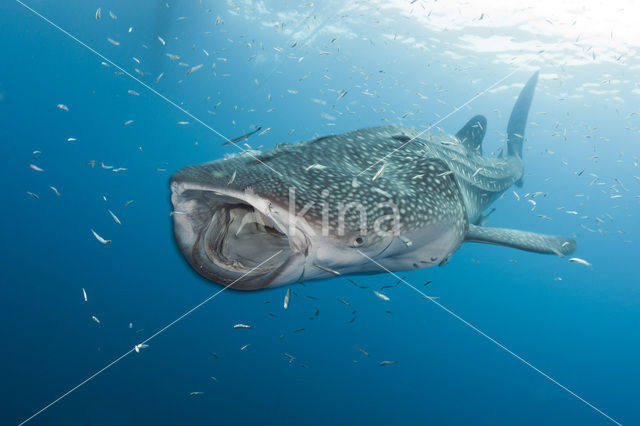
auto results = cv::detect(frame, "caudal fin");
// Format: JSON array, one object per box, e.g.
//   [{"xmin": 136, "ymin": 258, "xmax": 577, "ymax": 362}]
[{"xmin": 507, "ymin": 71, "xmax": 539, "ymax": 158}]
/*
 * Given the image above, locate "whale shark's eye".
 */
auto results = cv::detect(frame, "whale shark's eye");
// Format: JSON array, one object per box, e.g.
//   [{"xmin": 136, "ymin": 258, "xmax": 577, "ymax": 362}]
[{"xmin": 352, "ymin": 236, "xmax": 365, "ymax": 247}]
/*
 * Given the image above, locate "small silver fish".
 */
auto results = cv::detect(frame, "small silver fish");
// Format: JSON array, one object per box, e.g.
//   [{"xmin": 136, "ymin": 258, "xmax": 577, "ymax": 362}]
[
  {"xmin": 569, "ymin": 257, "xmax": 591, "ymax": 267},
  {"xmin": 372, "ymin": 163, "xmax": 385, "ymax": 182},
  {"xmin": 233, "ymin": 324, "xmax": 251, "ymax": 328},
  {"xmin": 228, "ymin": 170, "xmax": 237, "ymax": 185},
  {"xmin": 108, "ymin": 209, "xmax": 121, "ymax": 225},
  {"xmin": 354, "ymin": 346, "xmax": 369, "ymax": 356},
  {"xmin": 314, "ymin": 264, "xmax": 340, "ymax": 276},
  {"xmin": 90, "ymin": 229, "xmax": 111, "ymax": 244},
  {"xmin": 134, "ymin": 343, "xmax": 149, "ymax": 353},
  {"xmin": 304, "ymin": 164, "xmax": 327, "ymax": 172},
  {"xmin": 373, "ymin": 291, "xmax": 390, "ymax": 301},
  {"xmin": 283, "ymin": 288, "xmax": 291, "ymax": 310},
  {"xmin": 186, "ymin": 64, "xmax": 203, "ymax": 76}
]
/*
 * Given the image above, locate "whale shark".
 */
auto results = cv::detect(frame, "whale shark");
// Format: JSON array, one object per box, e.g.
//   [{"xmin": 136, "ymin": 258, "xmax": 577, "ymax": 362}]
[{"xmin": 171, "ymin": 71, "xmax": 576, "ymax": 290}]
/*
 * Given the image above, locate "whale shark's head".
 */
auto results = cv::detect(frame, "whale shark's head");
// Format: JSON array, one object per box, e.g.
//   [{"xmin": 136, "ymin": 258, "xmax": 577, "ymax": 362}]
[{"xmin": 170, "ymin": 174, "xmax": 404, "ymax": 290}]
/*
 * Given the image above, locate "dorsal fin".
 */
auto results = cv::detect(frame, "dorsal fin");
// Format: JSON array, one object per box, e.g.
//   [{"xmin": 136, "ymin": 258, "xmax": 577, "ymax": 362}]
[
  {"xmin": 507, "ymin": 71, "xmax": 538, "ymax": 158},
  {"xmin": 455, "ymin": 115, "xmax": 487, "ymax": 155}
]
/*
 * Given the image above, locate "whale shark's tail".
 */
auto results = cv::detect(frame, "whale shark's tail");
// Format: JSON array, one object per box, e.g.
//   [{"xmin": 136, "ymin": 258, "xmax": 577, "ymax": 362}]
[
  {"xmin": 463, "ymin": 71, "xmax": 577, "ymax": 256},
  {"xmin": 507, "ymin": 71, "xmax": 539, "ymax": 158}
]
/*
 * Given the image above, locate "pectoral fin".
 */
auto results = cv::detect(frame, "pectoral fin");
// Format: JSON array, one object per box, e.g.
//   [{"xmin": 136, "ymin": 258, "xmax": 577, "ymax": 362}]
[{"xmin": 465, "ymin": 224, "xmax": 576, "ymax": 255}]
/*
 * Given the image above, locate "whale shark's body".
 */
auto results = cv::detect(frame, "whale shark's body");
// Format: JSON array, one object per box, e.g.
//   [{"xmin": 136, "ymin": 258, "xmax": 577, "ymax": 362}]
[{"xmin": 171, "ymin": 71, "xmax": 576, "ymax": 290}]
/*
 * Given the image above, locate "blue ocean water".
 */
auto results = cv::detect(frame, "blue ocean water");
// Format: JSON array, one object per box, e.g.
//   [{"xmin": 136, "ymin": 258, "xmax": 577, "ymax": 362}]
[{"xmin": 1, "ymin": 1, "xmax": 639, "ymax": 425}]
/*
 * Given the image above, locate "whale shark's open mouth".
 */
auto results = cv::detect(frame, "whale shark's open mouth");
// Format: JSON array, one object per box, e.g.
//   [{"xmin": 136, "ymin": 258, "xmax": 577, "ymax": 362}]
[
  {"xmin": 203, "ymin": 201, "xmax": 290, "ymax": 272},
  {"xmin": 170, "ymin": 181, "xmax": 307, "ymax": 290}
]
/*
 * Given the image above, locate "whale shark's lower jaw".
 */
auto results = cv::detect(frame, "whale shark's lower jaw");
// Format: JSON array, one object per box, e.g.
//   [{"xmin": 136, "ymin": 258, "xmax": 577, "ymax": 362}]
[{"xmin": 170, "ymin": 180, "xmax": 307, "ymax": 290}]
